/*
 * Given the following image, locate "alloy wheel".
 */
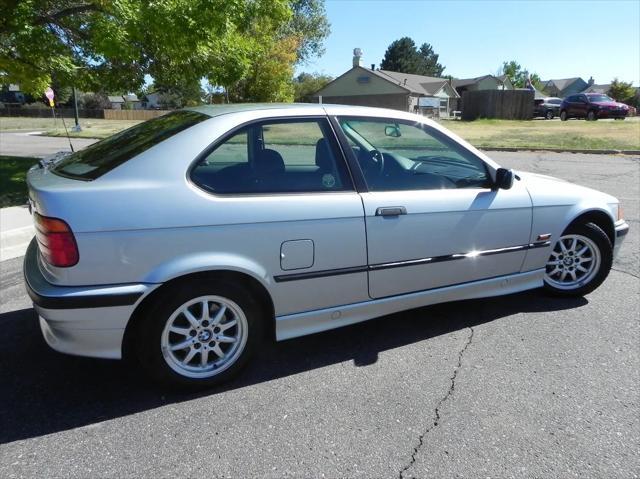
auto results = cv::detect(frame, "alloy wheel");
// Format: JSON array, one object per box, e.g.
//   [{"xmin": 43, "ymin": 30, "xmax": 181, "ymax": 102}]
[
  {"xmin": 545, "ymin": 234, "xmax": 601, "ymax": 290},
  {"xmin": 160, "ymin": 295, "xmax": 248, "ymax": 378}
]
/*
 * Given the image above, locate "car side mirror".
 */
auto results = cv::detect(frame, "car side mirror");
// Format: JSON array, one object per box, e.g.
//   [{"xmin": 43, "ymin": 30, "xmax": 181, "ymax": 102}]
[
  {"xmin": 494, "ymin": 168, "xmax": 514, "ymax": 190},
  {"xmin": 384, "ymin": 125, "xmax": 401, "ymax": 137}
]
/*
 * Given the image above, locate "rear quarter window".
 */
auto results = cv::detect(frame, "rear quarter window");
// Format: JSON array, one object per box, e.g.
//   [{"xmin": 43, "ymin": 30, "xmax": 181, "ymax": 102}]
[{"xmin": 52, "ymin": 111, "xmax": 209, "ymax": 180}]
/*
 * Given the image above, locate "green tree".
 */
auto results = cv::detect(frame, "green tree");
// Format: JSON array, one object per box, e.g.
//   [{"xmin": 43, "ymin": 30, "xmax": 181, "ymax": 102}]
[
  {"xmin": 416, "ymin": 43, "xmax": 445, "ymax": 77},
  {"xmin": 230, "ymin": 35, "xmax": 300, "ymax": 102},
  {"xmin": 293, "ymin": 72, "xmax": 333, "ymax": 102},
  {"xmin": 150, "ymin": 80, "xmax": 204, "ymax": 109},
  {"xmin": 608, "ymin": 78, "xmax": 637, "ymax": 105},
  {"xmin": 286, "ymin": 0, "xmax": 331, "ymax": 63},
  {"xmin": 380, "ymin": 38, "xmax": 445, "ymax": 76},
  {"xmin": 380, "ymin": 37, "xmax": 421, "ymax": 73},
  {"xmin": 500, "ymin": 60, "xmax": 540, "ymax": 89},
  {"xmin": 0, "ymin": 0, "xmax": 291, "ymax": 95},
  {"xmin": 229, "ymin": 0, "xmax": 330, "ymax": 102}
]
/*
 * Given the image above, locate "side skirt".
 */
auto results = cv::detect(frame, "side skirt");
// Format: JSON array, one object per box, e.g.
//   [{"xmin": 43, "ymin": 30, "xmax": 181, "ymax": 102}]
[{"xmin": 275, "ymin": 269, "xmax": 544, "ymax": 341}]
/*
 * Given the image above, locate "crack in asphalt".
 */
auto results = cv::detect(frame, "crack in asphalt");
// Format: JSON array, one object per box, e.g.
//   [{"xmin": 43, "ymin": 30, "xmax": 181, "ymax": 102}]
[
  {"xmin": 398, "ymin": 326, "xmax": 475, "ymax": 479},
  {"xmin": 612, "ymin": 268, "xmax": 640, "ymax": 280}
]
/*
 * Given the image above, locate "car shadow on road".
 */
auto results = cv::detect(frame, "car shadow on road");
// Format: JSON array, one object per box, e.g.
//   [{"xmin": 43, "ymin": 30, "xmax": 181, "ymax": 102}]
[{"xmin": 0, "ymin": 289, "xmax": 587, "ymax": 444}]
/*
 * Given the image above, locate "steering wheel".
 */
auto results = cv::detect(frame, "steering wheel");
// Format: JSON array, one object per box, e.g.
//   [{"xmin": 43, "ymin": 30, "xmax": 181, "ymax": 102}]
[{"xmin": 370, "ymin": 149, "xmax": 385, "ymax": 176}]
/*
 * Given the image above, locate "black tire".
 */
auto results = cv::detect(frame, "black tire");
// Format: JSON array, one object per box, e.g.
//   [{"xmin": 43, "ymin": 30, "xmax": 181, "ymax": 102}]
[
  {"xmin": 543, "ymin": 222, "xmax": 613, "ymax": 297},
  {"xmin": 614, "ymin": 117, "xmax": 625, "ymax": 121},
  {"xmin": 586, "ymin": 110, "xmax": 597, "ymax": 121},
  {"xmin": 545, "ymin": 110, "xmax": 554, "ymax": 120},
  {"xmin": 136, "ymin": 279, "xmax": 264, "ymax": 389},
  {"xmin": 560, "ymin": 110, "xmax": 568, "ymax": 121}
]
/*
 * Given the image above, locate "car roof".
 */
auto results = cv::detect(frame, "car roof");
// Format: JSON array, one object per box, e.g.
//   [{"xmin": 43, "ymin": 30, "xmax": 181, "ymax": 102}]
[{"xmin": 186, "ymin": 102, "xmax": 415, "ymax": 119}]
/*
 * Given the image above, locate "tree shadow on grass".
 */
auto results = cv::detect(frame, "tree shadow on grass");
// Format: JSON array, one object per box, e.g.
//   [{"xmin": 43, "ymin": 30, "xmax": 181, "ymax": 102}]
[{"xmin": 0, "ymin": 289, "xmax": 587, "ymax": 444}]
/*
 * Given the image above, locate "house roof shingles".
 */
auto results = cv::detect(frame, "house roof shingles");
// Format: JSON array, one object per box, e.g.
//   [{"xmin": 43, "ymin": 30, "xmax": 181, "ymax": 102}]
[
  {"xmin": 372, "ymin": 69, "xmax": 457, "ymax": 97},
  {"xmin": 542, "ymin": 78, "xmax": 582, "ymax": 91}
]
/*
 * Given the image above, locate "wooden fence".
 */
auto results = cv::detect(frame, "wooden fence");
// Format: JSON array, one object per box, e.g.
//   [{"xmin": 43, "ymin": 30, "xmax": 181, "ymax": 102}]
[
  {"xmin": 103, "ymin": 109, "xmax": 169, "ymax": 120},
  {"xmin": 461, "ymin": 90, "xmax": 534, "ymax": 120}
]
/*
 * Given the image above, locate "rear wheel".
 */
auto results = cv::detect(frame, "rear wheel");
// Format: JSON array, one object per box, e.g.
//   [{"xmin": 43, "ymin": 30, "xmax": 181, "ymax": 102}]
[
  {"xmin": 586, "ymin": 110, "xmax": 597, "ymax": 121},
  {"xmin": 545, "ymin": 110, "xmax": 554, "ymax": 120},
  {"xmin": 560, "ymin": 110, "xmax": 568, "ymax": 121},
  {"xmin": 136, "ymin": 280, "xmax": 263, "ymax": 389},
  {"xmin": 544, "ymin": 223, "xmax": 612, "ymax": 296}
]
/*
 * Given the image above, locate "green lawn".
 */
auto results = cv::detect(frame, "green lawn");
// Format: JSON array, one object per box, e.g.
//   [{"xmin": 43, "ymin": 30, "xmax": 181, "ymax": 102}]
[
  {"xmin": 439, "ymin": 118, "xmax": 640, "ymax": 151},
  {"xmin": 0, "ymin": 156, "xmax": 39, "ymax": 208}
]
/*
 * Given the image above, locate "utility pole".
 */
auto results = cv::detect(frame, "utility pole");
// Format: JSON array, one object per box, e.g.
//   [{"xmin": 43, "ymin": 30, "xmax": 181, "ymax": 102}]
[{"xmin": 72, "ymin": 86, "xmax": 81, "ymax": 132}]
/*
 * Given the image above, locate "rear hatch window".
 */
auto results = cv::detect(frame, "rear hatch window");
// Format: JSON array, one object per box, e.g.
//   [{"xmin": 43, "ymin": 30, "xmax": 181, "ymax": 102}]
[{"xmin": 51, "ymin": 110, "xmax": 209, "ymax": 180}]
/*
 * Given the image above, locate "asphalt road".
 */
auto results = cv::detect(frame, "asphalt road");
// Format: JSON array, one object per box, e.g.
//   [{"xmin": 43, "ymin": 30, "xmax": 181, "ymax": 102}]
[
  {"xmin": 0, "ymin": 151, "xmax": 638, "ymax": 478},
  {"xmin": 0, "ymin": 131, "xmax": 97, "ymax": 158}
]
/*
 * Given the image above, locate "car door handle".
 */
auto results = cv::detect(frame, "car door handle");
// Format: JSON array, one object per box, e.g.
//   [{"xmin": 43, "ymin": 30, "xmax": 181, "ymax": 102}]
[{"xmin": 375, "ymin": 206, "xmax": 407, "ymax": 217}]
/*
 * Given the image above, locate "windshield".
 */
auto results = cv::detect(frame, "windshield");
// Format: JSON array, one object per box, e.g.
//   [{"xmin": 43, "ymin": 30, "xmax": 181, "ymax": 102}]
[
  {"xmin": 588, "ymin": 94, "xmax": 614, "ymax": 103},
  {"xmin": 52, "ymin": 110, "xmax": 209, "ymax": 180}
]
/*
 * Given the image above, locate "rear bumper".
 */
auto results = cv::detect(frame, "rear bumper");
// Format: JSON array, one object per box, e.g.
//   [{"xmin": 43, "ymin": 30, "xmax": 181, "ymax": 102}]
[
  {"xmin": 23, "ymin": 238, "xmax": 156, "ymax": 359},
  {"xmin": 614, "ymin": 220, "xmax": 629, "ymax": 258}
]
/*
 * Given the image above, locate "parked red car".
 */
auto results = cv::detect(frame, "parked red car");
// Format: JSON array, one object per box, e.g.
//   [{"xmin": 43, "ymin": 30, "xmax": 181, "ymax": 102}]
[{"xmin": 560, "ymin": 93, "xmax": 629, "ymax": 121}]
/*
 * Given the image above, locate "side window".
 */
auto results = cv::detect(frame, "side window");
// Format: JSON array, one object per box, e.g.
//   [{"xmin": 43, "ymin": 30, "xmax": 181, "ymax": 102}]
[
  {"xmin": 191, "ymin": 119, "xmax": 353, "ymax": 194},
  {"xmin": 202, "ymin": 130, "xmax": 248, "ymax": 165},
  {"xmin": 337, "ymin": 117, "xmax": 490, "ymax": 192}
]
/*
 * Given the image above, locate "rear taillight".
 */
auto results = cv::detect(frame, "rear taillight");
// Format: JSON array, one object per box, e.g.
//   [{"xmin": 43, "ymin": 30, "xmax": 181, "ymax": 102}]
[{"xmin": 33, "ymin": 212, "xmax": 79, "ymax": 267}]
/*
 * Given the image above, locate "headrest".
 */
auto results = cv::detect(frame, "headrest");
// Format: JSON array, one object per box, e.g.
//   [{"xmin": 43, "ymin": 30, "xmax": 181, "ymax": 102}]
[{"xmin": 255, "ymin": 149, "xmax": 285, "ymax": 175}]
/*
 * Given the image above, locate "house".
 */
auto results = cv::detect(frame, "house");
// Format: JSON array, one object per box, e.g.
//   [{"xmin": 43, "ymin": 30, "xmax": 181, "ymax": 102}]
[
  {"xmin": 311, "ymin": 49, "xmax": 459, "ymax": 116},
  {"xmin": 141, "ymin": 92, "xmax": 162, "ymax": 109},
  {"xmin": 107, "ymin": 94, "xmax": 143, "ymax": 110},
  {"xmin": 582, "ymin": 77, "xmax": 610, "ymax": 95},
  {"xmin": 452, "ymin": 74, "xmax": 514, "ymax": 96},
  {"xmin": 540, "ymin": 77, "xmax": 588, "ymax": 97},
  {"xmin": 123, "ymin": 93, "xmax": 143, "ymax": 110},
  {"xmin": 108, "ymin": 95, "xmax": 125, "ymax": 110},
  {"xmin": 0, "ymin": 84, "xmax": 26, "ymax": 104}
]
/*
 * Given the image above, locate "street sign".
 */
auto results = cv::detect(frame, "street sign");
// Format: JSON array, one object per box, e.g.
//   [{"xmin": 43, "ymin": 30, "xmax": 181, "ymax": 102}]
[{"xmin": 45, "ymin": 87, "xmax": 55, "ymax": 107}]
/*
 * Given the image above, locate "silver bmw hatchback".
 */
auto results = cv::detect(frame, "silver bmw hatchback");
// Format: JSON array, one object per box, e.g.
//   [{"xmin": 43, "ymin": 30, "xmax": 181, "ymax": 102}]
[{"xmin": 24, "ymin": 103, "xmax": 629, "ymax": 388}]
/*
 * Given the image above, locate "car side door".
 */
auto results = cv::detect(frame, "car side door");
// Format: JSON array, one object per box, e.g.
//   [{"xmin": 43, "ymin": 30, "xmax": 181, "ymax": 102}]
[
  {"xmin": 576, "ymin": 94, "xmax": 589, "ymax": 117},
  {"xmin": 333, "ymin": 116, "xmax": 533, "ymax": 299},
  {"xmin": 189, "ymin": 116, "xmax": 368, "ymax": 317}
]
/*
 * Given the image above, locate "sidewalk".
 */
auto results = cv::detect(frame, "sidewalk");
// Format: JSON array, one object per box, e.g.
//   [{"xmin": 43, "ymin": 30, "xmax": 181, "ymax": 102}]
[{"xmin": 0, "ymin": 206, "xmax": 34, "ymax": 261}]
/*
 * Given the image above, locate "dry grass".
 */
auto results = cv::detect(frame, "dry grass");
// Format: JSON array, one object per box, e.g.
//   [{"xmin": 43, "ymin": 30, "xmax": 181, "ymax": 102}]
[
  {"xmin": 2, "ymin": 115, "xmax": 639, "ymax": 150},
  {"xmin": 439, "ymin": 118, "xmax": 640, "ymax": 151},
  {"xmin": 0, "ymin": 116, "xmax": 142, "ymax": 139}
]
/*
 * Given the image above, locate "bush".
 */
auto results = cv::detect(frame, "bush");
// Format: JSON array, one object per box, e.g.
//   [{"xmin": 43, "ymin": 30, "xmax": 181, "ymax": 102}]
[{"xmin": 79, "ymin": 92, "xmax": 111, "ymax": 110}]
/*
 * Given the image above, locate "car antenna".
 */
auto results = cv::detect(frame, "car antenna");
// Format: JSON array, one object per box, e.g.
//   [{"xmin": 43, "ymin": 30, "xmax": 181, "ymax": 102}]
[{"xmin": 58, "ymin": 111, "xmax": 75, "ymax": 152}]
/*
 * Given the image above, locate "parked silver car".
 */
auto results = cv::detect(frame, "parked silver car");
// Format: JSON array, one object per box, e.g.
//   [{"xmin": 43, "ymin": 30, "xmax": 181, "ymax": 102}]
[{"xmin": 24, "ymin": 104, "xmax": 629, "ymax": 388}]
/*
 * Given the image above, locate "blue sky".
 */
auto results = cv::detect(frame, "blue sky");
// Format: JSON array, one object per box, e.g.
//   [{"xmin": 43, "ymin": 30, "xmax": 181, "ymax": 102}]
[{"xmin": 299, "ymin": 0, "xmax": 640, "ymax": 85}]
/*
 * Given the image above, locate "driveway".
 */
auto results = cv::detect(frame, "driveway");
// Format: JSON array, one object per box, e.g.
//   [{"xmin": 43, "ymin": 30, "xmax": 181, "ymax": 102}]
[
  {"xmin": 0, "ymin": 151, "xmax": 638, "ymax": 478},
  {"xmin": 0, "ymin": 131, "xmax": 97, "ymax": 158}
]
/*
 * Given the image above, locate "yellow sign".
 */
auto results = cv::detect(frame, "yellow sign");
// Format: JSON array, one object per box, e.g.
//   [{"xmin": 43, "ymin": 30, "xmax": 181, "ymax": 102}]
[{"xmin": 49, "ymin": 99, "xmax": 54, "ymax": 107}]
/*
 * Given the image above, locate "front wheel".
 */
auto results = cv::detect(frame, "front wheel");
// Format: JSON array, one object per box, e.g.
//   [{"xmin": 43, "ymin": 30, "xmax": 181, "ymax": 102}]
[
  {"xmin": 560, "ymin": 110, "xmax": 568, "ymax": 121},
  {"xmin": 586, "ymin": 110, "xmax": 597, "ymax": 121},
  {"xmin": 544, "ymin": 223, "xmax": 612, "ymax": 296},
  {"xmin": 136, "ymin": 280, "xmax": 263, "ymax": 389},
  {"xmin": 545, "ymin": 110, "xmax": 554, "ymax": 120}
]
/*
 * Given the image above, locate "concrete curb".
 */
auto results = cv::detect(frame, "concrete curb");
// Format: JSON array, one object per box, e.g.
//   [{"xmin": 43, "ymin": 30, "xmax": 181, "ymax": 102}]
[
  {"xmin": 1, "ymin": 207, "xmax": 34, "ymax": 262},
  {"xmin": 480, "ymin": 147, "xmax": 640, "ymax": 155}
]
